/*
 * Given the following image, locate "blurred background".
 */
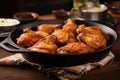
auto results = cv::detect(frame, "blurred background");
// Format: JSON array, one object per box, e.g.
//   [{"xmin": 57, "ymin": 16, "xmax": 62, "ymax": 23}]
[{"xmin": 0, "ymin": 0, "xmax": 117, "ymax": 18}]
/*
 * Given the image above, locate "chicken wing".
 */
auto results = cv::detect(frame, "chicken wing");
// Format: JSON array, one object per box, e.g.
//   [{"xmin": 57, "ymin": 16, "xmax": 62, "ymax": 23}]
[
  {"xmin": 37, "ymin": 24, "xmax": 62, "ymax": 34},
  {"xmin": 52, "ymin": 29, "xmax": 77, "ymax": 45},
  {"xmin": 28, "ymin": 35, "xmax": 58, "ymax": 53},
  {"xmin": 35, "ymin": 31, "xmax": 49, "ymax": 38},
  {"xmin": 76, "ymin": 24, "xmax": 110, "ymax": 40},
  {"xmin": 76, "ymin": 25, "xmax": 109, "ymax": 50},
  {"xmin": 77, "ymin": 33, "xmax": 107, "ymax": 50},
  {"xmin": 76, "ymin": 24, "xmax": 104, "ymax": 35},
  {"xmin": 62, "ymin": 18, "xmax": 78, "ymax": 35},
  {"xmin": 57, "ymin": 42, "xmax": 95, "ymax": 54},
  {"xmin": 16, "ymin": 28, "xmax": 41, "ymax": 48}
]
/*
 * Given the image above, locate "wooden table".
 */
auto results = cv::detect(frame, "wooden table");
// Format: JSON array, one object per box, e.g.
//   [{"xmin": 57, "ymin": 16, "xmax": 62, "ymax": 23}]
[{"xmin": 0, "ymin": 12, "xmax": 120, "ymax": 80}]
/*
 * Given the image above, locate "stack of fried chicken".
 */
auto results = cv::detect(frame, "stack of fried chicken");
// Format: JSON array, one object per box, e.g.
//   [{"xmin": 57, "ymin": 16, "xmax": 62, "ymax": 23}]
[{"xmin": 16, "ymin": 18, "xmax": 110, "ymax": 54}]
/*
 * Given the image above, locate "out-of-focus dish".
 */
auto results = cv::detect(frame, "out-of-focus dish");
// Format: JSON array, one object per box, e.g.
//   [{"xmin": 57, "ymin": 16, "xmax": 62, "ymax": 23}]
[
  {"xmin": 13, "ymin": 12, "xmax": 39, "ymax": 23},
  {"xmin": 82, "ymin": 6, "xmax": 107, "ymax": 12},
  {"xmin": 79, "ymin": 4, "xmax": 108, "ymax": 21},
  {"xmin": 52, "ymin": 9, "xmax": 70, "ymax": 20},
  {"xmin": 106, "ymin": 1, "xmax": 120, "ymax": 14}
]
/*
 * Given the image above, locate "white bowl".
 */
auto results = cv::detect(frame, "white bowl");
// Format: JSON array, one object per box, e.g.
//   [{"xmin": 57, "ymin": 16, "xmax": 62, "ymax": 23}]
[
  {"xmin": 0, "ymin": 18, "xmax": 20, "ymax": 27},
  {"xmin": 0, "ymin": 18, "xmax": 20, "ymax": 37}
]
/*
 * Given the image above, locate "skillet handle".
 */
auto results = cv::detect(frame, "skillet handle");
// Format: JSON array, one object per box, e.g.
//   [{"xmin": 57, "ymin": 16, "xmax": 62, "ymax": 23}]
[{"xmin": 0, "ymin": 37, "xmax": 30, "ymax": 53}]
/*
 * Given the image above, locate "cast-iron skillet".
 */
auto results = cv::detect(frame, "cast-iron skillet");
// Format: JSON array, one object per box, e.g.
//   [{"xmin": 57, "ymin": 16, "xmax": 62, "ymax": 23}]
[{"xmin": 0, "ymin": 19, "xmax": 118, "ymax": 67}]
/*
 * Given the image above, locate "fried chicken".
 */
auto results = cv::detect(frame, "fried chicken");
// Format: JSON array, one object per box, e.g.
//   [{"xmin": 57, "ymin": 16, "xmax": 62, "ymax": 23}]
[
  {"xmin": 37, "ymin": 24, "xmax": 62, "ymax": 34},
  {"xmin": 76, "ymin": 24, "xmax": 104, "ymax": 35},
  {"xmin": 76, "ymin": 24, "xmax": 110, "ymax": 40},
  {"xmin": 77, "ymin": 33, "xmax": 107, "ymax": 49},
  {"xmin": 28, "ymin": 35, "xmax": 58, "ymax": 53},
  {"xmin": 52, "ymin": 29, "xmax": 76, "ymax": 45},
  {"xmin": 16, "ymin": 18, "xmax": 110, "ymax": 54},
  {"xmin": 57, "ymin": 42, "xmax": 95, "ymax": 54},
  {"xmin": 35, "ymin": 31, "xmax": 49, "ymax": 38},
  {"xmin": 76, "ymin": 25, "xmax": 108, "ymax": 50},
  {"xmin": 16, "ymin": 28, "xmax": 41, "ymax": 48},
  {"xmin": 62, "ymin": 18, "xmax": 78, "ymax": 35}
]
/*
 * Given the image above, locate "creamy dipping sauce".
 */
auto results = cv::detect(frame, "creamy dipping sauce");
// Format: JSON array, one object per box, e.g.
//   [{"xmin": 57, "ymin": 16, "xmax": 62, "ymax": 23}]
[
  {"xmin": 81, "ymin": 4, "xmax": 108, "ymax": 13},
  {"xmin": 84, "ymin": 6, "xmax": 107, "ymax": 12},
  {"xmin": 0, "ymin": 18, "xmax": 20, "ymax": 27}
]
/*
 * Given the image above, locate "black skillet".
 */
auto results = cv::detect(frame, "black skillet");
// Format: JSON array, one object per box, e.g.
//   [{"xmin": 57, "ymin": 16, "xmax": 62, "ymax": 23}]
[{"xmin": 0, "ymin": 19, "xmax": 118, "ymax": 67}]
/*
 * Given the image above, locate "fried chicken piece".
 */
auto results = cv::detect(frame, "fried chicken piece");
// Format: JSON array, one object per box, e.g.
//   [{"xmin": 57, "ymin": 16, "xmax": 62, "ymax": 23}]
[
  {"xmin": 28, "ymin": 35, "xmax": 58, "ymax": 54},
  {"xmin": 62, "ymin": 18, "xmax": 78, "ymax": 35},
  {"xmin": 16, "ymin": 28, "xmax": 41, "ymax": 48},
  {"xmin": 23, "ymin": 28, "xmax": 33, "ymax": 33},
  {"xmin": 76, "ymin": 25, "xmax": 109, "ymax": 49},
  {"xmin": 76, "ymin": 24, "xmax": 104, "ymax": 35},
  {"xmin": 35, "ymin": 31, "xmax": 49, "ymax": 38},
  {"xmin": 52, "ymin": 29, "xmax": 76, "ymax": 45},
  {"xmin": 77, "ymin": 33, "xmax": 107, "ymax": 50},
  {"xmin": 57, "ymin": 42, "xmax": 95, "ymax": 54},
  {"xmin": 76, "ymin": 24, "xmax": 110, "ymax": 40},
  {"xmin": 37, "ymin": 24, "xmax": 62, "ymax": 34}
]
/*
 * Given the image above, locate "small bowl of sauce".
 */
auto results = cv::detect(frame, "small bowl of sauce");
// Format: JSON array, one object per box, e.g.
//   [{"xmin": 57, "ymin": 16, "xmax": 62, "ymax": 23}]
[
  {"xmin": 13, "ymin": 12, "xmax": 39, "ymax": 23},
  {"xmin": 79, "ymin": 4, "xmax": 108, "ymax": 21},
  {"xmin": 0, "ymin": 18, "xmax": 20, "ymax": 37}
]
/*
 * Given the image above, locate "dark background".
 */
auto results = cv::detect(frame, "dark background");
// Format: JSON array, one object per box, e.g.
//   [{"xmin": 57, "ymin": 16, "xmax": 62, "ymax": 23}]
[{"xmin": 0, "ymin": 0, "xmax": 115, "ymax": 18}]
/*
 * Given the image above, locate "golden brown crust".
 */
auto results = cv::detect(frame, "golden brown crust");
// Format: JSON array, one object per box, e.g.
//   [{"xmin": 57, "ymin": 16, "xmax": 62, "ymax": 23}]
[{"xmin": 57, "ymin": 42, "xmax": 95, "ymax": 54}]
